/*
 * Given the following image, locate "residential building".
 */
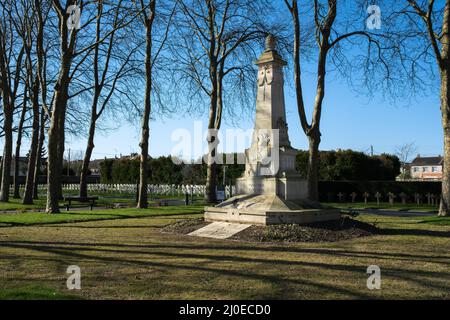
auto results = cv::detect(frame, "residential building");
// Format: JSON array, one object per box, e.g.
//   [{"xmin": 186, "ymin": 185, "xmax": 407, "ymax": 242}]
[{"xmin": 410, "ymin": 155, "xmax": 443, "ymax": 180}]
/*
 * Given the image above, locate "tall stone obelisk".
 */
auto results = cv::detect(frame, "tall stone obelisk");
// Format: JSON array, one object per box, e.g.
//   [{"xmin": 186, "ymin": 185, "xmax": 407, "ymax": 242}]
[{"xmin": 205, "ymin": 35, "xmax": 340, "ymax": 225}]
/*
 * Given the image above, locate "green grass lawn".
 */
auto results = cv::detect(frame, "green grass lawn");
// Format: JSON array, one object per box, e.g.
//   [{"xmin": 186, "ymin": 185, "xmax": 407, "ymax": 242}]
[
  {"xmin": 0, "ymin": 205, "xmax": 204, "ymax": 227},
  {"xmin": 0, "ymin": 285, "xmax": 81, "ymax": 300},
  {"xmin": 0, "ymin": 198, "xmax": 47, "ymax": 211},
  {"xmin": 0, "ymin": 208, "xmax": 449, "ymax": 299},
  {"xmin": 417, "ymin": 216, "xmax": 450, "ymax": 226},
  {"xmin": 0, "ymin": 196, "xmax": 130, "ymax": 211},
  {"xmin": 326, "ymin": 201, "xmax": 439, "ymax": 212}
]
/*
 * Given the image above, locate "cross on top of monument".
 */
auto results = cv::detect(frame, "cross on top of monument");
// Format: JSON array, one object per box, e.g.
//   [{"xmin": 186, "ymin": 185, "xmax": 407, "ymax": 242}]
[
  {"xmin": 265, "ymin": 34, "xmax": 276, "ymax": 51},
  {"xmin": 256, "ymin": 34, "xmax": 286, "ymax": 66}
]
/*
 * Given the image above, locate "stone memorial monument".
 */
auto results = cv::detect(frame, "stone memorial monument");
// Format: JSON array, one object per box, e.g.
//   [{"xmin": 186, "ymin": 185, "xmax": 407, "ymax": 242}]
[{"xmin": 204, "ymin": 35, "xmax": 340, "ymax": 225}]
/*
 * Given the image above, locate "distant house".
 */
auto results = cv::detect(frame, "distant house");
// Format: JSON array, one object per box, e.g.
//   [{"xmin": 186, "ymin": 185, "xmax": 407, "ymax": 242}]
[{"xmin": 410, "ymin": 155, "xmax": 443, "ymax": 180}]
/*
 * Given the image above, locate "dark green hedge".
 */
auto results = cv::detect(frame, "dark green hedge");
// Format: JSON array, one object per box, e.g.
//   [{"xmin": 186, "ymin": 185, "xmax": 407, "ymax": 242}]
[
  {"xmin": 296, "ymin": 149, "xmax": 401, "ymax": 181},
  {"xmin": 98, "ymin": 154, "xmax": 244, "ymax": 185},
  {"xmin": 319, "ymin": 180, "xmax": 442, "ymax": 202}
]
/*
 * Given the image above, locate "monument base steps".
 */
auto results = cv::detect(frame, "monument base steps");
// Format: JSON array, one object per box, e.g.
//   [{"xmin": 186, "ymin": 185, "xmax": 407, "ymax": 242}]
[{"xmin": 204, "ymin": 194, "xmax": 341, "ymax": 225}]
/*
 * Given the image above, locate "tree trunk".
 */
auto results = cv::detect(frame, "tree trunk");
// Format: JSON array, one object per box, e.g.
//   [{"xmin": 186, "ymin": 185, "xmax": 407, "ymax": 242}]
[
  {"xmin": 205, "ymin": 70, "xmax": 218, "ymax": 203},
  {"xmin": 0, "ymin": 158, "xmax": 3, "ymax": 187},
  {"xmin": 205, "ymin": 155, "xmax": 217, "ymax": 203},
  {"xmin": 307, "ymin": 130, "xmax": 321, "ymax": 201},
  {"xmin": 0, "ymin": 23, "xmax": 13, "ymax": 202},
  {"xmin": 33, "ymin": 110, "xmax": 46, "ymax": 200},
  {"xmin": 0, "ymin": 110, "xmax": 12, "ymax": 202},
  {"xmin": 79, "ymin": 115, "xmax": 97, "ymax": 198},
  {"xmin": 23, "ymin": 79, "xmax": 40, "ymax": 204},
  {"xmin": 439, "ymin": 68, "xmax": 450, "ymax": 216},
  {"xmin": 13, "ymin": 100, "xmax": 28, "ymax": 198},
  {"xmin": 137, "ymin": 19, "xmax": 154, "ymax": 209},
  {"xmin": 57, "ymin": 111, "xmax": 65, "ymax": 200},
  {"xmin": 45, "ymin": 6, "xmax": 75, "ymax": 213},
  {"xmin": 46, "ymin": 114, "xmax": 61, "ymax": 213},
  {"xmin": 205, "ymin": 127, "xmax": 218, "ymax": 203},
  {"xmin": 138, "ymin": 121, "xmax": 150, "ymax": 209},
  {"xmin": 46, "ymin": 74, "xmax": 69, "ymax": 213},
  {"xmin": 438, "ymin": 1, "xmax": 450, "ymax": 216}
]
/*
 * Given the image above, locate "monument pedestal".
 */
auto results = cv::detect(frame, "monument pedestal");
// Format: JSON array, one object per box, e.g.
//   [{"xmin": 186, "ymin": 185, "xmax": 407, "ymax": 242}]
[
  {"xmin": 205, "ymin": 170, "xmax": 340, "ymax": 225},
  {"xmin": 205, "ymin": 193, "xmax": 340, "ymax": 226},
  {"xmin": 235, "ymin": 174, "xmax": 308, "ymax": 200},
  {"xmin": 204, "ymin": 35, "xmax": 340, "ymax": 225}
]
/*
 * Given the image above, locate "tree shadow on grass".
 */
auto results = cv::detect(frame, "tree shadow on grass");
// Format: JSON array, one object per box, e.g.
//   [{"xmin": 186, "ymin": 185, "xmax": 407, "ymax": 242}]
[
  {"xmin": 379, "ymin": 228, "xmax": 450, "ymax": 238},
  {"xmin": 0, "ymin": 241, "xmax": 376, "ymax": 299},
  {"xmin": 2, "ymin": 240, "xmax": 450, "ymax": 298},
  {"xmin": 2, "ymin": 239, "xmax": 449, "ymax": 263}
]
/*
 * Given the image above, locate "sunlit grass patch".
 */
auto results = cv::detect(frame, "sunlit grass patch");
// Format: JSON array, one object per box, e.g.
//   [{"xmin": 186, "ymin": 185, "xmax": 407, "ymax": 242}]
[
  {"xmin": 417, "ymin": 216, "xmax": 450, "ymax": 226},
  {"xmin": 0, "ymin": 205, "xmax": 204, "ymax": 227},
  {"xmin": 0, "ymin": 285, "xmax": 81, "ymax": 300}
]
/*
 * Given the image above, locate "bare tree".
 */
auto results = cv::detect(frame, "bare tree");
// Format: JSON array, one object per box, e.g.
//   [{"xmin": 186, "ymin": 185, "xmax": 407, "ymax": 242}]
[
  {"xmin": 78, "ymin": 1, "xmax": 141, "ymax": 198},
  {"xmin": 171, "ymin": 0, "xmax": 277, "ymax": 203},
  {"xmin": 395, "ymin": 142, "xmax": 418, "ymax": 179},
  {"xmin": 0, "ymin": 0, "xmax": 26, "ymax": 202},
  {"xmin": 32, "ymin": 111, "xmax": 47, "ymax": 200},
  {"xmin": 21, "ymin": 0, "xmax": 46, "ymax": 204},
  {"xmin": 284, "ymin": 0, "xmax": 387, "ymax": 201},
  {"xmin": 133, "ymin": 0, "xmax": 174, "ymax": 208},
  {"xmin": 135, "ymin": 0, "xmax": 157, "ymax": 209},
  {"xmin": 12, "ymin": 89, "xmax": 29, "ymax": 198},
  {"xmin": 29, "ymin": 0, "xmax": 52, "ymax": 202},
  {"xmin": 399, "ymin": 0, "xmax": 450, "ymax": 215},
  {"xmin": 8, "ymin": 1, "xmax": 35, "ymax": 200},
  {"xmin": 41, "ymin": 0, "xmax": 81, "ymax": 212},
  {"xmin": 44, "ymin": 0, "xmax": 134, "ymax": 212}
]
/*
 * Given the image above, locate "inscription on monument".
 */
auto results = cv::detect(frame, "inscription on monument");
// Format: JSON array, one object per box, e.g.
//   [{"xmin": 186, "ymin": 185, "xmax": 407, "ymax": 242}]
[{"xmin": 247, "ymin": 182, "xmax": 264, "ymax": 194}]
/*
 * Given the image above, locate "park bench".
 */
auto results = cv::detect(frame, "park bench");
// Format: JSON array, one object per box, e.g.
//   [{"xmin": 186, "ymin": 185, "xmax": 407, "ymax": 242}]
[{"xmin": 63, "ymin": 196, "xmax": 99, "ymax": 211}]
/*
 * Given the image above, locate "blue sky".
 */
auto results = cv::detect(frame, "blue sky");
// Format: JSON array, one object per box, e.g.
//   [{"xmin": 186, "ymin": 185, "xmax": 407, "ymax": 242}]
[
  {"xmin": 63, "ymin": 1, "xmax": 444, "ymax": 161},
  {"xmin": 5, "ymin": 51, "xmax": 443, "ymax": 162},
  {"xmin": 3, "ymin": 1, "xmax": 444, "ymax": 162},
  {"xmin": 63, "ymin": 69, "xmax": 443, "ymax": 161}
]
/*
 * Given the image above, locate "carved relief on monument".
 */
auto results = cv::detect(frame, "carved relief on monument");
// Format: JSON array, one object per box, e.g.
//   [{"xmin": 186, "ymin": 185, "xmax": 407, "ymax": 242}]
[
  {"xmin": 256, "ymin": 132, "xmax": 271, "ymax": 165},
  {"xmin": 257, "ymin": 64, "xmax": 274, "ymax": 102}
]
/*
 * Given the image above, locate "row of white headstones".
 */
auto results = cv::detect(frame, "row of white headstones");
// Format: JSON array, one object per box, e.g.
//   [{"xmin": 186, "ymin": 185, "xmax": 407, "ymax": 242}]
[
  {"xmin": 31, "ymin": 183, "xmax": 236, "ymax": 197},
  {"xmin": 23, "ymin": 183, "xmax": 441, "ymax": 204}
]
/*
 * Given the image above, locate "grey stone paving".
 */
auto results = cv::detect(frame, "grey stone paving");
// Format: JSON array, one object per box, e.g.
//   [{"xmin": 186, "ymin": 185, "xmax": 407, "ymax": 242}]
[{"xmin": 188, "ymin": 222, "xmax": 252, "ymax": 239}]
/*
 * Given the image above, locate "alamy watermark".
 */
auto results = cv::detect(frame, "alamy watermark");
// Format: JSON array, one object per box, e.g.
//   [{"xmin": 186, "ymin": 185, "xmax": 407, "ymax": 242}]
[
  {"xmin": 66, "ymin": 265, "xmax": 81, "ymax": 290},
  {"xmin": 366, "ymin": 265, "xmax": 381, "ymax": 290},
  {"xmin": 67, "ymin": 5, "xmax": 81, "ymax": 30},
  {"xmin": 170, "ymin": 121, "xmax": 281, "ymax": 176},
  {"xmin": 366, "ymin": 5, "xmax": 381, "ymax": 30}
]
